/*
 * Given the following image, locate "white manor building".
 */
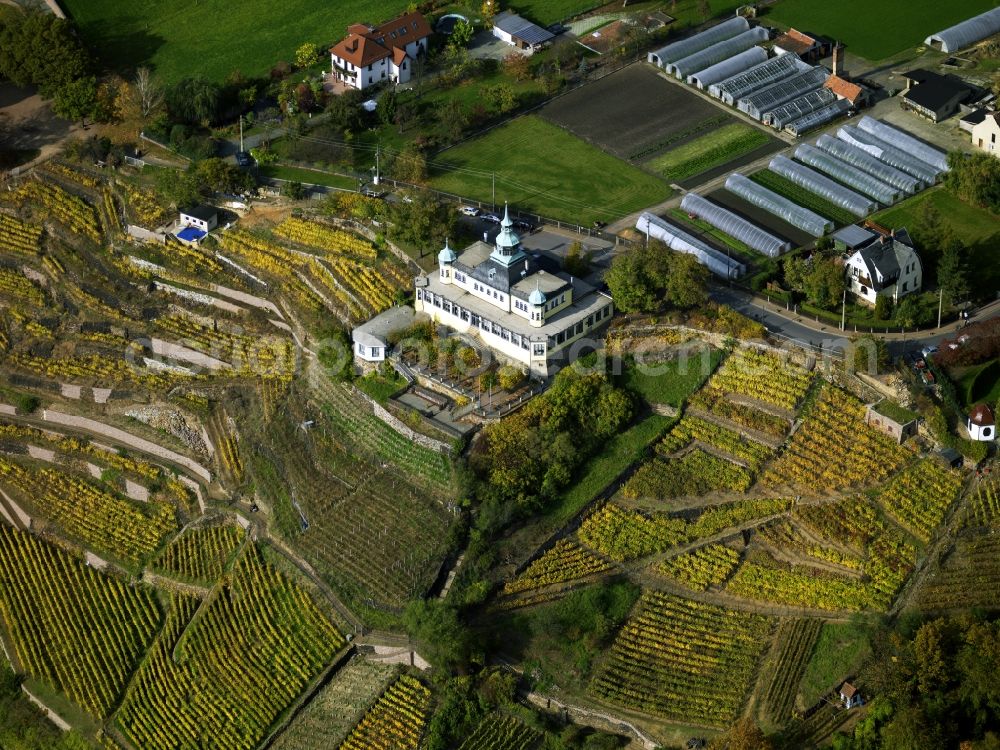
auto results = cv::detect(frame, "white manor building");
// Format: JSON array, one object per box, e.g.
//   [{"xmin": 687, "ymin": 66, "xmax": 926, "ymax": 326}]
[
  {"xmin": 414, "ymin": 206, "xmax": 614, "ymax": 377},
  {"xmin": 843, "ymin": 227, "xmax": 922, "ymax": 306},
  {"xmin": 329, "ymin": 11, "xmax": 430, "ymax": 91}
]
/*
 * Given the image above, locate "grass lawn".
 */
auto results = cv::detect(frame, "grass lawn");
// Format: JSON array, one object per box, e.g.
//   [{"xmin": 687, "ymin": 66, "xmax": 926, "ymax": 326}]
[
  {"xmin": 749, "ymin": 169, "xmax": 857, "ymax": 227},
  {"xmin": 428, "ymin": 116, "xmax": 673, "ymax": 225},
  {"xmin": 956, "ymin": 359, "xmax": 1000, "ymax": 407},
  {"xmin": 260, "ymin": 164, "xmax": 358, "ymax": 191},
  {"xmin": 61, "ymin": 0, "xmax": 411, "ymax": 83},
  {"xmin": 512, "ymin": 0, "xmax": 746, "ymax": 27},
  {"xmin": 874, "ymin": 187, "xmax": 1000, "ymax": 300},
  {"xmin": 766, "ymin": 0, "xmax": 1000, "ymax": 61},
  {"xmin": 798, "ymin": 621, "xmax": 873, "ymax": 707},
  {"xmin": 646, "ymin": 123, "xmax": 770, "ymax": 184},
  {"xmin": 619, "ymin": 349, "xmax": 723, "ymax": 407}
]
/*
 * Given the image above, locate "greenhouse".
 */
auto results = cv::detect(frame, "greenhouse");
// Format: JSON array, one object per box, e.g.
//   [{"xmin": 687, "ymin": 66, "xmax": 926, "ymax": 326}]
[
  {"xmin": 856, "ymin": 116, "xmax": 949, "ymax": 173},
  {"xmin": 636, "ymin": 212, "xmax": 747, "ymax": 279},
  {"xmin": 762, "ymin": 87, "xmax": 837, "ymax": 129},
  {"xmin": 667, "ymin": 28, "xmax": 770, "ymax": 80},
  {"xmin": 815, "ymin": 134, "xmax": 923, "ymax": 194},
  {"xmin": 688, "ymin": 47, "xmax": 768, "ymax": 90},
  {"xmin": 786, "ymin": 100, "xmax": 852, "ymax": 137},
  {"xmin": 768, "ymin": 155, "xmax": 877, "ymax": 217},
  {"xmin": 924, "ymin": 7, "xmax": 1000, "ymax": 53},
  {"xmin": 710, "ymin": 53, "xmax": 811, "ymax": 104},
  {"xmin": 680, "ymin": 192, "xmax": 791, "ymax": 258},
  {"xmin": 647, "ymin": 16, "xmax": 748, "ymax": 68},
  {"xmin": 724, "ymin": 173, "xmax": 832, "ymax": 237},
  {"xmin": 836, "ymin": 126, "xmax": 942, "ymax": 185},
  {"xmin": 737, "ymin": 67, "xmax": 829, "ymax": 121},
  {"xmin": 794, "ymin": 144, "xmax": 902, "ymax": 206}
]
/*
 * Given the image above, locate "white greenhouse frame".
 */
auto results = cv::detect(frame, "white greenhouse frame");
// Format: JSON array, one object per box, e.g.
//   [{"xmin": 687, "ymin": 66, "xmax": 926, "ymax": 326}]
[
  {"xmin": 793, "ymin": 144, "xmax": 901, "ymax": 206},
  {"xmin": 680, "ymin": 192, "xmax": 791, "ymax": 258},
  {"xmin": 737, "ymin": 68, "xmax": 829, "ymax": 121},
  {"xmin": 687, "ymin": 47, "xmax": 768, "ymax": 90},
  {"xmin": 647, "ymin": 16, "xmax": 749, "ymax": 68},
  {"xmin": 815, "ymin": 134, "xmax": 923, "ymax": 194},
  {"xmin": 724, "ymin": 173, "xmax": 832, "ymax": 237},
  {"xmin": 768, "ymin": 155, "xmax": 877, "ymax": 218},
  {"xmin": 667, "ymin": 28, "xmax": 770, "ymax": 79},
  {"xmin": 836, "ymin": 126, "xmax": 942, "ymax": 185},
  {"xmin": 786, "ymin": 100, "xmax": 852, "ymax": 136},
  {"xmin": 710, "ymin": 53, "xmax": 811, "ymax": 104},
  {"xmin": 925, "ymin": 8, "xmax": 1000, "ymax": 53},
  {"xmin": 856, "ymin": 116, "xmax": 949, "ymax": 172},
  {"xmin": 636, "ymin": 212, "xmax": 747, "ymax": 279}
]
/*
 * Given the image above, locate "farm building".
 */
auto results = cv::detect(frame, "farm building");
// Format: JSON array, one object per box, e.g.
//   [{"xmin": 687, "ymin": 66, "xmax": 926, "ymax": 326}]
[
  {"xmin": 960, "ymin": 108, "xmax": 989, "ymax": 133},
  {"xmin": 840, "ymin": 682, "xmax": 863, "ymax": 709},
  {"xmin": 492, "ymin": 11, "xmax": 554, "ymax": 50},
  {"xmin": 351, "ymin": 305, "xmax": 420, "ymax": 365},
  {"xmin": 736, "ymin": 66, "xmax": 829, "ymax": 121},
  {"xmin": 648, "ymin": 16, "xmax": 748, "ymax": 68},
  {"xmin": 710, "ymin": 52, "xmax": 810, "ymax": 104},
  {"xmin": 636, "ymin": 212, "xmax": 746, "ymax": 279},
  {"xmin": 900, "ymin": 69, "xmax": 976, "ymax": 123},
  {"xmin": 417, "ymin": 207, "xmax": 613, "ymax": 377},
  {"xmin": 843, "ymin": 229, "xmax": 922, "ymax": 305},
  {"xmin": 179, "ymin": 206, "xmax": 217, "ymax": 232},
  {"xmin": 972, "ymin": 112, "xmax": 1000, "ymax": 157},
  {"xmin": 832, "ymin": 224, "xmax": 878, "ymax": 253},
  {"xmin": 865, "ymin": 401, "xmax": 919, "ymax": 444},
  {"xmin": 824, "ymin": 76, "xmax": 869, "ymax": 108},
  {"xmin": 329, "ymin": 11, "xmax": 431, "ymax": 90},
  {"xmin": 772, "ymin": 28, "xmax": 823, "ymax": 61},
  {"xmin": 925, "ymin": 7, "xmax": 1000, "ymax": 53},
  {"xmin": 967, "ymin": 403, "xmax": 996, "ymax": 442}
]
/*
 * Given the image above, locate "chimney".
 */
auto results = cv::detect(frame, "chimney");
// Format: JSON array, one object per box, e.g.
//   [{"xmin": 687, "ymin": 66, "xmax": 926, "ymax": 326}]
[
  {"xmin": 832, "ymin": 42, "xmax": 843, "ymax": 78},
  {"xmin": 349, "ymin": 38, "xmax": 358, "ymax": 52}
]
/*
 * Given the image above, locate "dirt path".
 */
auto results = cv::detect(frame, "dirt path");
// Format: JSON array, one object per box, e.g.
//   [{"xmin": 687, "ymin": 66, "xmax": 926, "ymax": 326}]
[{"xmin": 21, "ymin": 687, "xmax": 71, "ymax": 731}]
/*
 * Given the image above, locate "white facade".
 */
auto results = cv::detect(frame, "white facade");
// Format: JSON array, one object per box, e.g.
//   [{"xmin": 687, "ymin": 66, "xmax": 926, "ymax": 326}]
[
  {"xmin": 414, "ymin": 209, "xmax": 614, "ymax": 376},
  {"xmin": 179, "ymin": 209, "xmax": 218, "ymax": 232},
  {"xmin": 967, "ymin": 405, "xmax": 996, "ymax": 441},
  {"xmin": 972, "ymin": 113, "xmax": 1000, "ymax": 157},
  {"xmin": 329, "ymin": 13, "xmax": 428, "ymax": 92},
  {"xmin": 845, "ymin": 237, "xmax": 921, "ymax": 305}
]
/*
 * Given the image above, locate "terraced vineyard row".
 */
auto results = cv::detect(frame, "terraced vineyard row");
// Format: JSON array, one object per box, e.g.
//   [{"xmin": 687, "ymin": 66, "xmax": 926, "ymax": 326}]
[
  {"xmin": 458, "ymin": 713, "xmax": 541, "ymax": 750},
  {"xmin": 623, "ymin": 448, "xmax": 754, "ymax": 499},
  {"xmin": 688, "ymin": 387, "xmax": 790, "ymax": 439},
  {"xmin": 338, "ymin": 674, "xmax": 431, "ymax": 750},
  {"xmin": 710, "ymin": 348, "xmax": 813, "ymax": 411},
  {"xmin": 964, "ymin": 479, "xmax": 1000, "ymax": 528},
  {"xmin": 0, "ymin": 214, "xmax": 42, "ymax": 258},
  {"xmin": 6, "ymin": 178, "xmax": 101, "ymax": 243},
  {"xmin": 590, "ymin": 592, "xmax": 772, "ymax": 726},
  {"xmin": 763, "ymin": 384, "xmax": 907, "ymax": 490},
  {"xmin": 504, "ymin": 539, "xmax": 612, "ymax": 595},
  {"xmin": 656, "ymin": 543, "xmax": 740, "ymax": 591},
  {"xmin": 151, "ymin": 524, "xmax": 243, "ymax": 584},
  {"xmin": 274, "ymin": 217, "xmax": 377, "ymax": 260},
  {"xmin": 0, "ymin": 268, "xmax": 46, "ymax": 308},
  {"xmin": 0, "ymin": 458, "xmax": 176, "ymax": 564},
  {"xmin": 758, "ymin": 618, "xmax": 822, "ymax": 726},
  {"xmin": 0, "ymin": 525, "xmax": 162, "ymax": 717},
  {"xmin": 916, "ymin": 535, "xmax": 1000, "ymax": 610},
  {"xmin": 117, "ymin": 545, "xmax": 345, "ymax": 750},
  {"xmin": 658, "ymin": 414, "xmax": 775, "ymax": 469},
  {"xmin": 875, "ymin": 459, "xmax": 963, "ymax": 542}
]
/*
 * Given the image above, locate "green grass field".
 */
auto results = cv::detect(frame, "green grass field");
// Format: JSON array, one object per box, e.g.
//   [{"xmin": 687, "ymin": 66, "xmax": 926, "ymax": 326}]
[
  {"xmin": 260, "ymin": 164, "xmax": 358, "ymax": 191},
  {"xmin": 61, "ymin": 0, "xmax": 411, "ymax": 83},
  {"xmin": 749, "ymin": 169, "xmax": 858, "ymax": 227},
  {"xmin": 767, "ymin": 0, "xmax": 1000, "ymax": 61},
  {"xmin": 646, "ymin": 123, "xmax": 770, "ymax": 184},
  {"xmin": 956, "ymin": 359, "xmax": 1000, "ymax": 407},
  {"xmin": 874, "ymin": 187, "xmax": 1000, "ymax": 299},
  {"xmin": 428, "ymin": 116, "xmax": 673, "ymax": 225},
  {"xmin": 798, "ymin": 621, "xmax": 873, "ymax": 706}
]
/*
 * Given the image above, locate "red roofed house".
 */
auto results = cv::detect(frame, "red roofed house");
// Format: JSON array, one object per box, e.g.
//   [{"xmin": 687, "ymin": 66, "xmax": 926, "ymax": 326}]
[
  {"xmin": 968, "ymin": 403, "xmax": 996, "ymax": 442},
  {"xmin": 773, "ymin": 28, "xmax": 823, "ymax": 61},
  {"xmin": 330, "ymin": 11, "xmax": 431, "ymax": 91},
  {"xmin": 824, "ymin": 75, "xmax": 870, "ymax": 107}
]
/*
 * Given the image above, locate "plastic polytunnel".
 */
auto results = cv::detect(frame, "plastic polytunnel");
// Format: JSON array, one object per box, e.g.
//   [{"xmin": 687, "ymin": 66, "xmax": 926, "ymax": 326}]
[
  {"xmin": 768, "ymin": 155, "xmax": 876, "ymax": 217},
  {"xmin": 635, "ymin": 212, "xmax": 747, "ymax": 279},
  {"xmin": 815, "ymin": 134, "xmax": 923, "ymax": 194},
  {"xmin": 687, "ymin": 46, "xmax": 768, "ymax": 90},
  {"xmin": 856, "ymin": 116, "xmax": 949, "ymax": 173},
  {"xmin": 737, "ymin": 67, "xmax": 829, "ymax": 120},
  {"xmin": 680, "ymin": 192, "xmax": 791, "ymax": 258},
  {"xmin": 724, "ymin": 173, "xmax": 832, "ymax": 237},
  {"xmin": 763, "ymin": 87, "xmax": 836, "ymax": 129},
  {"xmin": 666, "ymin": 28, "xmax": 770, "ymax": 79},
  {"xmin": 794, "ymin": 143, "xmax": 901, "ymax": 206},
  {"xmin": 836, "ymin": 125, "xmax": 942, "ymax": 185},
  {"xmin": 647, "ymin": 16, "xmax": 748, "ymax": 68},
  {"xmin": 710, "ymin": 53, "xmax": 811, "ymax": 104},
  {"xmin": 924, "ymin": 7, "xmax": 1000, "ymax": 53},
  {"xmin": 786, "ymin": 100, "xmax": 852, "ymax": 137}
]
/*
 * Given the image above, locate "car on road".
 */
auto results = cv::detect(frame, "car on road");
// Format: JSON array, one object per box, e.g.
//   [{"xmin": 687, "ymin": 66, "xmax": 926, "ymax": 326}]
[
  {"xmin": 235, "ymin": 151, "xmax": 253, "ymax": 167},
  {"xmin": 921, "ymin": 345, "xmax": 939, "ymax": 359},
  {"xmin": 513, "ymin": 218, "xmax": 534, "ymax": 231},
  {"xmin": 460, "ymin": 205, "xmax": 480, "ymax": 217},
  {"xmin": 481, "ymin": 213, "xmax": 501, "ymax": 224},
  {"xmin": 363, "ymin": 187, "xmax": 386, "ymax": 199}
]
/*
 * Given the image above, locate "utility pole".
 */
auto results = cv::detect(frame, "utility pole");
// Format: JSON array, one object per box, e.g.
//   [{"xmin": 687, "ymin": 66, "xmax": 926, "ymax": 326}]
[
  {"xmin": 239, "ymin": 115, "xmax": 244, "ymax": 154},
  {"xmin": 840, "ymin": 288, "xmax": 846, "ymax": 331},
  {"xmin": 492, "ymin": 172, "xmax": 496, "ymax": 211},
  {"xmin": 374, "ymin": 144, "xmax": 380, "ymax": 186},
  {"xmin": 937, "ymin": 287, "xmax": 943, "ymax": 328}
]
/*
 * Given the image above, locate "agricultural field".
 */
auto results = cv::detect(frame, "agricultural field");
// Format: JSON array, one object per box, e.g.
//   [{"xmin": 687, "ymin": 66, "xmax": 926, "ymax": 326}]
[
  {"xmin": 874, "ymin": 459, "xmax": 963, "ymax": 542},
  {"xmin": 337, "ymin": 673, "xmax": 432, "ymax": 750},
  {"xmin": 590, "ymin": 592, "xmax": 772, "ymax": 726},
  {"xmin": 756, "ymin": 618, "xmax": 823, "ymax": 727},
  {"xmin": 647, "ymin": 124, "xmax": 773, "ymax": 185},
  {"xmin": 271, "ymin": 658, "xmax": 398, "ymax": 750},
  {"xmin": 61, "ymin": 0, "xmax": 411, "ymax": 83},
  {"xmin": 915, "ymin": 534, "xmax": 1000, "ymax": 611},
  {"xmin": 429, "ymin": 115, "xmax": 673, "ymax": 225},
  {"xmin": 458, "ymin": 712, "xmax": 541, "ymax": 750},
  {"xmin": 151, "ymin": 523, "xmax": 244, "ymax": 585},
  {"xmin": 767, "ymin": 0, "xmax": 1000, "ymax": 61}
]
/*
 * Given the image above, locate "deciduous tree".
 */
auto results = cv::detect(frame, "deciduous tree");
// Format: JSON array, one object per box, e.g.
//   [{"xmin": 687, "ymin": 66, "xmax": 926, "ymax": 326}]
[{"xmin": 52, "ymin": 77, "xmax": 98, "ymax": 125}]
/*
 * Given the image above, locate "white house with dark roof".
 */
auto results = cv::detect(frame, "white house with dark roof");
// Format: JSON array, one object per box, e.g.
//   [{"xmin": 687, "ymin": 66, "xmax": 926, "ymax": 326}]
[
  {"xmin": 329, "ymin": 11, "xmax": 431, "ymax": 90},
  {"xmin": 352, "ymin": 305, "xmax": 420, "ymax": 364},
  {"xmin": 414, "ymin": 206, "xmax": 613, "ymax": 376},
  {"xmin": 972, "ymin": 112, "xmax": 1000, "ymax": 157},
  {"xmin": 843, "ymin": 228, "xmax": 921, "ymax": 305},
  {"xmin": 967, "ymin": 403, "xmax": 996, "ymax": 442},
  {"xmin": 492, "ymin": 11, "xmax": 554, "ymax": 50}
]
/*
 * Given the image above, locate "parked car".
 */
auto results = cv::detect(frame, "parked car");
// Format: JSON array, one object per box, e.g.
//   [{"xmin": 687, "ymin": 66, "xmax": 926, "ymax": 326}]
[
  {"xmin": 513, "ymin": 218, "xmax": 534, "ymax": 231},
  {"xmin": 363, "ymin": 187, "xmax": 386, "ymax": 199},
  {"xmin": 481, "ymin": 213, "xmax": 501, "ymax": 224},
  {"xmin": 921, "ymin": 345, "xmax": 939, "ymax": 359},
  {"xmin": 235, "ymin": 151, "xmax": 252, "ymax": 167},
  {"xmin": 460, "ymin": 205, "xmax": 480, "ymax": 217}
]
